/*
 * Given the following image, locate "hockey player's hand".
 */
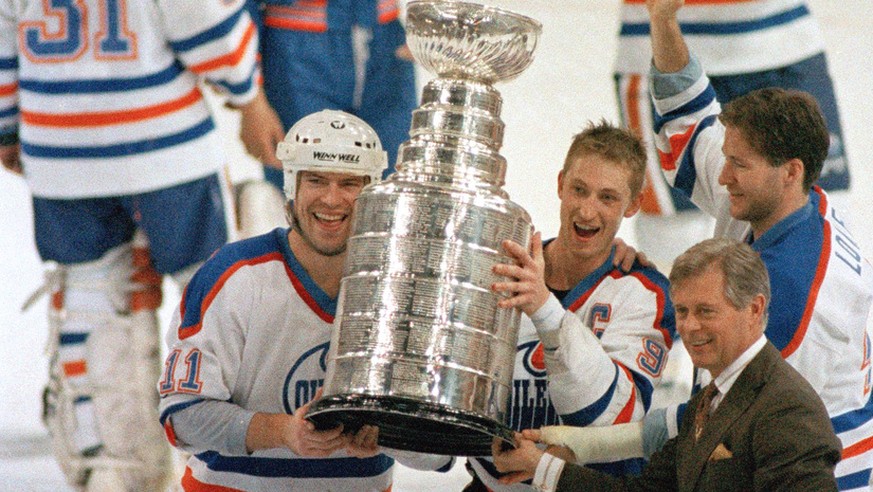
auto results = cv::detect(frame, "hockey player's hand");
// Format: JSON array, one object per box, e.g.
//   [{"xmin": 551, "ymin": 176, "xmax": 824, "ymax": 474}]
[
  {"xmin": 395, "ymin": 44, "xmax": 415, "ymax": 62},
  {"xmin": 283, "ymin": 389, "xmax": 351, "ymax": 457},
  {"xmin": 236, "ymin": 89, "xmax": 284, "ymax": 169},
  {"xmin": 492, "ymin": 434, "xmax": 544, "ymax": 484},
  {"xmin": 491, "ymin": 232, "xmax": 550, "ymax": 316},
  {"xmin": 493, "ymin": 431, "xmax": 577, "ymax": 485},
  {"xmin": 247, "ymin": 389, "xmax": 352, "ymax": 457},
  {"xmin": 345, "ymin": 425, "xmax": 381, "ymax": 459},
  {"xmin": 0, "ymin": 143, "xmax": 21, "ymax": 175},
  {"xmin": 612, "ymin": 237, "xmax": 652, "ymax": 272},
  {"xmin": 646, "ymin": 0, "xmax": 684, "ymax": 21}
]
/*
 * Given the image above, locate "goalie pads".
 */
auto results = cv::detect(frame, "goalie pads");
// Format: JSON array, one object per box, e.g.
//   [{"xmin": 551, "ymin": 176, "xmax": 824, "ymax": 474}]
[
  {"xmin": 42, "ymin": 232, "xmax": 172, "ymax": 491},
  {"xmin": 235, "ymin": 179, "xmax": 286, "ymax": 239}
]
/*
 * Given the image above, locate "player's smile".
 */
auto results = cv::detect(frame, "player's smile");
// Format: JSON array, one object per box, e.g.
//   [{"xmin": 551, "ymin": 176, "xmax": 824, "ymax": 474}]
[
  {"xmin": 292, "ymin": 171, "xmax": 367, "ymax": 257},
  {"xmin": 572, "ymin": 221, "xmax": 600, "ymax": 240},
  {"xmin": 312, "ymin": 211, "xmax": 349, "ymax": 231},
  {"xmin": 555, "ymin": 153, "xmax": 641, "ymax": 272}
]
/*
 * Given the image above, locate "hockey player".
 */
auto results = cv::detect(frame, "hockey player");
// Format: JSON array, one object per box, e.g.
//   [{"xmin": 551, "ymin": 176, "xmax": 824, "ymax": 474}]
[
  {"xmin": 461, "ymin": 121, "xmax": 676, "ymax": 491},
  {"xmin": 232, "ymin": 0, "xmax": 417, "ymax": 238},
  {"xmin": 527, "ymin": 1, "xmax": 873, "ymax": 490},
  {"xmin": 0, "ymin": 1, "xmax": 266, "ymax": 490},
  {"xmin": 615, "ymin": 0, "xmax": 852, "ymax": 268},
  {"xmin": 158, "ymin": 110, "xmax": 453, "ymax": 491}
]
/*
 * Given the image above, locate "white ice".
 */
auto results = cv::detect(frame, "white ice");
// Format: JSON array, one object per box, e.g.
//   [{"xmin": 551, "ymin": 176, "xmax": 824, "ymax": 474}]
[{"xmin": 2, "ymin": 1, "xmax": 871, "ymax": 490}]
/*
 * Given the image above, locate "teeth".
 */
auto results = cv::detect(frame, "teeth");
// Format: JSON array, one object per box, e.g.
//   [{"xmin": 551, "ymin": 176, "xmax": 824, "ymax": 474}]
[
  {"xmin": 315, "ymin": 212, "xmax": 344, "ymax": 222},
  {"xmin": 574, "ymin": 223, "xmax": 596, "ymax": 231}
]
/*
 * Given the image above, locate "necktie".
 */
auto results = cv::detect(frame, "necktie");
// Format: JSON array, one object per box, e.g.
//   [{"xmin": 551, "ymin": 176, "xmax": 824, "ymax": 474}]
[{"xmin": 694, "ymin": 382, "xmax": 718, "ymax": 442}]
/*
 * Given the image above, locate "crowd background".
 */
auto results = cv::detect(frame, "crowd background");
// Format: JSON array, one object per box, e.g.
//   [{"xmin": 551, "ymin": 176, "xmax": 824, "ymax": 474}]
[{"xmin": 0, "ymin": 0, "xmax": 870, "ymax": 489}]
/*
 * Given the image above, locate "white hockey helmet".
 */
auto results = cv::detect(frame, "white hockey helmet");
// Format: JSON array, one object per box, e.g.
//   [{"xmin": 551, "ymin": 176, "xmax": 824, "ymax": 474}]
[{"xmin": 276, "ymin": 110, "xmax": 388, "ymax": 201}]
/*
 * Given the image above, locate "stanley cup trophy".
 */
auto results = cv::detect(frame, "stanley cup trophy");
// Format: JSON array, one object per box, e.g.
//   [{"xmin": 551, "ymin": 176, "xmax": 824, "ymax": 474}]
[{"xmin": 306, "ymin": 0, "xmax": 542, "ymax": 456}]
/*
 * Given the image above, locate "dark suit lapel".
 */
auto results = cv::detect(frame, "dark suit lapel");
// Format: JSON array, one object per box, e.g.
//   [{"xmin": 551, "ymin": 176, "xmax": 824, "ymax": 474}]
[{"xmin": 681, "ymin": 343, "xmax": 779, "ymax": 490}]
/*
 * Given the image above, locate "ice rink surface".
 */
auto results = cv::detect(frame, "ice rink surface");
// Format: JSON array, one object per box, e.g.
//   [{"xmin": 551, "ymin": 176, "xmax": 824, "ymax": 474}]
[{"xmin": 1, "ymin": 1, "xmax": 871, "ymax": 490}]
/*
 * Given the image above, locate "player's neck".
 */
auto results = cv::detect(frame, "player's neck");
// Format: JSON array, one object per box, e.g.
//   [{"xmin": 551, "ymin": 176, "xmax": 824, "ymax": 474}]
[
  {"xmin": 543, "ymin": 240, "xmax": 606, "ymax": 291},
  {"xmin": 286, "ymin": 231, "xmax": 345, "ymax": 297},
  {"xmin": 750, "ymin": 191, "xmax": 809, "ymax": 240}
]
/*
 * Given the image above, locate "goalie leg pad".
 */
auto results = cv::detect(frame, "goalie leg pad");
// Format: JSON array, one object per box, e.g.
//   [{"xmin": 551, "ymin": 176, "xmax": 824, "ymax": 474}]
[
  {"xmin": 235, "ymin": 179, "xmax": 287, "ymax": 239},
  {"xmin": 44, "ymin": 234, "xmax": 171, "ymax": 491}
]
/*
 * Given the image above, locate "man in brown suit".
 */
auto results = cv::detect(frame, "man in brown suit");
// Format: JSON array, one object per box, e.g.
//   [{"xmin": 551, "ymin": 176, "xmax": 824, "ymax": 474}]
[{"xmin": 492, "ymin": 238, "xmax": 841, "ymax": 491}]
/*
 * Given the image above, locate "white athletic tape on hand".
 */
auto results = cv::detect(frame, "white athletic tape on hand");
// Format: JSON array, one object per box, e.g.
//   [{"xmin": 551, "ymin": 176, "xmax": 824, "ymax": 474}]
[{"xmin": 538, "ymin": 422, "xmax": 644, "ymax": 465}]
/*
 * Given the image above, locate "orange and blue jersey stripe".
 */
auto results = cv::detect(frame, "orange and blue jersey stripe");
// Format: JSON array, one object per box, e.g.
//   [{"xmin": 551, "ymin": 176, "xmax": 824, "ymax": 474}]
[{"xmin": 263, "ymin": 2, "xmax": 328, "ymax": 32}]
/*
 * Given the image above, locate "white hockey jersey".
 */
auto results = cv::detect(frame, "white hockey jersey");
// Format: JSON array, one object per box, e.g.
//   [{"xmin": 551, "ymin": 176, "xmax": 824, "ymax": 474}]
[
  {"xmin": 0, "ymin": 0, "xmax": 259, "ymax": 198},
  {"xmin": 652, "ymin": 66, "xmax": 873, "ymax": 491},
  {"xmin": 158, "ymin": 229, "xmax": 450, "ymax": 491},
  {"xmin": 470, "ymin": 247, "xmax": 676, "ymax": 490},
  {"xmin": 616, "ymin": 0, "xmax": 825, "ymax": 75}
]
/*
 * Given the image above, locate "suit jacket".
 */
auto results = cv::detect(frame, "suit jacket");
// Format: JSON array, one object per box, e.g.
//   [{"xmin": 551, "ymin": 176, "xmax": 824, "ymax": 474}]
[{"xmin": 556, "ymin": 342, "xmax": 841, "ymax": 492}]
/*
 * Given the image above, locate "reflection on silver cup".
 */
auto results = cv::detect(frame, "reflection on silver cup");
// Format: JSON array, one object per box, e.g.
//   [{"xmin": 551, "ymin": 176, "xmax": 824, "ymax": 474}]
[{"xmin": 307, "ymin": 0, "xmax": 542, "ymax": 456}]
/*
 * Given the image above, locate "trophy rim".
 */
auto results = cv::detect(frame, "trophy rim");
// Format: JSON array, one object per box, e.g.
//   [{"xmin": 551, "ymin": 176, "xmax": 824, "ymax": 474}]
[
  {"xmin": 406, "ymin": 0, "xmax": 544, "ymax": 33},
  {"xmin": 405, "ymin": 0, "xmax": 543, "ymax": 83}
]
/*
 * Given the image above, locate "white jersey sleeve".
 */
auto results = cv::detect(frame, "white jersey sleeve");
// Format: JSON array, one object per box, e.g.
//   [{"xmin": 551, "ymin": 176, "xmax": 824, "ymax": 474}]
[
  {"xmin": 649, "ymin": 58, "xmax": 750, "ymax": 241},
  {"xmin": 156, "ymin": 0, "xmax": 260, "ymax": 106},
  {"xmin": 538, "ymin": 268, "xmax": 675, "ymax": 427}
]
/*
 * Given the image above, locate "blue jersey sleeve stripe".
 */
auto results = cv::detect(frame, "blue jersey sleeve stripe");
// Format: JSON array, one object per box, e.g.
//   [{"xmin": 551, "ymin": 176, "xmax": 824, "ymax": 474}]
[
  {"xmin": 627, "ymin": 366, "xmax": 655, "ymax": 413},
  {"xmin": 472, "ymin": 457, "xmax": 532, "ymax": 484},
  {"xmin": 21, "ymin": 118, "xmax": 214, "ymax": 158},
  {"xmin": 194, "ymin": 451, "xmax": 394, "ymax": 478},
  {"xmin": 559, "ymin": 365, "xmax": 620, "ymax": 426},
  {"xmin": 59, "ymin": 333, "xmax": 88, "ymax": 345},
  {"xmin": 620, "ymin": 5, "xmax": 809, "ymax": 36},
  {"xmin": 673, "ymin": 114, "xmax": 718, "ymax": 197},
  {"xmin": 0, "ymin": 107, "xmax": 17, "ymax": 119},
  {"xmin": 653, "ymin": 84, "xmax": 716, "ymax": 135},
  {"xmin": 837, "ymin": 469, "xmax": 873, "ymax": 491},
  {"xmin": 170, "ymin": 6, "xmax": 245, "ymax": 53},
  {"xmin": 832, "ymin": 393, "xmax": 873, "ymax": 433},
  {"xmin": 215, "ymin": 63, "xmax": 258, "ymax": 96},
  {"xmin": 19, "ymin": 62, "xmax": 184, "ymax": 94},
  {"xmin": 158, "ymin": 398, "xmax": 206, "ymax": 426},
  {"xmin": 0, "ymin": 57, "xmax": 17, "ymax": 69}
]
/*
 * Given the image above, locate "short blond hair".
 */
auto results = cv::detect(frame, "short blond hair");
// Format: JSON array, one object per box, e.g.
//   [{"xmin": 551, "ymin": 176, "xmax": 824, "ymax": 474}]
[{"xmin": 562, "ymin": 120, "xmax": 647, "ymax": 199}]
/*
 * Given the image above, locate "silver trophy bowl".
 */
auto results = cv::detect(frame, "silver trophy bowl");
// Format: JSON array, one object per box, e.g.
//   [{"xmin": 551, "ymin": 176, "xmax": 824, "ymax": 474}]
[
  {"xmin": 307, "ymin": 1, "xmax": 541, "ymax": 456},
  {"xmin": 405, "ymin": 1, "xmax": 541, "ymax": 84}
]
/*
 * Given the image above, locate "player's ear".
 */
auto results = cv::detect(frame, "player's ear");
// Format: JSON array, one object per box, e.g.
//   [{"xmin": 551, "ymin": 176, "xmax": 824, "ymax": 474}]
[
  {"xmin": 782, "ymin": 157, "xmax": 805, "ymax": 190},
  {"xmin": 624, "ymin": 193, "xmax": 642, "ymax": 218},
  {"xmin": 557, "ymin": 170, "xmax": 565, "ymax": 200}
]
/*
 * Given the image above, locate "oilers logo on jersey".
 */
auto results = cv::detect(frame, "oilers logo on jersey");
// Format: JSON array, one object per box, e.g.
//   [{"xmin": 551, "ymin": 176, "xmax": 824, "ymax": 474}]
[
  {"xmin": 510, "ymin": 340, "xmax": 559, "ymax": 431},
  {"xmin": 283, "ymin": 342, "xmax": 329, "ymax": 414}
]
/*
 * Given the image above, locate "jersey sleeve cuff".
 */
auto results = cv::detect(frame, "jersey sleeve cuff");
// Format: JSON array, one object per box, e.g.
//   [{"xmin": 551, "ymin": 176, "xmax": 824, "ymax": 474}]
[{"xmin": 650, "ymin": 52, "xmax": 703, "ymax": 100}]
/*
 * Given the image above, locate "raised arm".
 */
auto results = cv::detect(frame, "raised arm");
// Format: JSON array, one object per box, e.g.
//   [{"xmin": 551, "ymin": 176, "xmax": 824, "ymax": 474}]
[{"xmin": 646, "ymin": 0, "xmax": 688, "ymax": 73}]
